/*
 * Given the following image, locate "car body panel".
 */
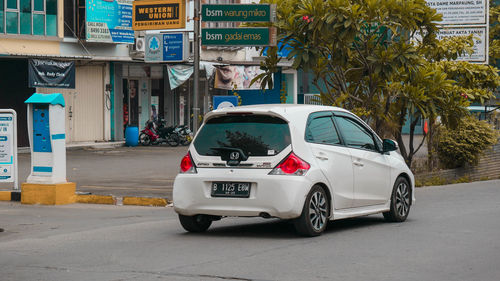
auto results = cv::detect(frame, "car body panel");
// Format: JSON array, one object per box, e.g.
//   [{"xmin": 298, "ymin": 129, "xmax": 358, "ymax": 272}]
[{"xmin": 173, "ymin": 104, "xmax": 415, "ymax": 221}]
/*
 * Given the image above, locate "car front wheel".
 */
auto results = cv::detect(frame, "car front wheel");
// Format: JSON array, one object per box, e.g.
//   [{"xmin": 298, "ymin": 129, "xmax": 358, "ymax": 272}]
[
  {"xmin": 383, "ymin": 177, "xmax": 411, "ymax": 222},
  {"xmin": 294, "ymin": 185, "xmax": 329, "ymax": 237},
  {"xmin": 178, "ymin": 214, "xmax": 212, "ymax": 232}
]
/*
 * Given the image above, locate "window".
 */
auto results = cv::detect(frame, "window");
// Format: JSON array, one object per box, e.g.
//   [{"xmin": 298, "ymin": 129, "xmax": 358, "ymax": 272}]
[
  {"xmin": 194, "ymin": 115, "xmax": 291, "ymax": 157},
  {"xmin": 0, "ymin": 0, "xmax": 57, "ymax": 36},
  {"xmin": 306, "ymin": 116, "xmax": 341, "ymax": 145},
  {"xmin": 335, "ymin": 116, "xmax": 378, "ymax": 151}
]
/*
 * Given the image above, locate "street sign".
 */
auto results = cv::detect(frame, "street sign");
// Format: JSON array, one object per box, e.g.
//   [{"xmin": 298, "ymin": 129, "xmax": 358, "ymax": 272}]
[
  {"xmin": 132, "ymin": 0, "xmax": 186, "ymax": 31},
  {"xmin": 0, "ymin": 110, "xmax": 18, "ymax": 190},
  {"xmin": 202, "ymin": 27, "xmax": 277, "ymax": 47},
  {"xmin": 145, "ymin": 32, "xmax": 189, "ymax": 62},
  {"xmin": 201, "ymin": 4, "xmax": 276, "ymax": 22}
]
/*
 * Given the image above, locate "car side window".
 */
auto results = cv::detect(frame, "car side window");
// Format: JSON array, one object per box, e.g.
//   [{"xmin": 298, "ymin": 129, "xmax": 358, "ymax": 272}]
[
  {"xmin": 334, "ymin": 116, "xmax": 377, "ymax": 151},
  {"xmin": 305, "ymin": 116, "xmax": 341, "ymax": 145}
]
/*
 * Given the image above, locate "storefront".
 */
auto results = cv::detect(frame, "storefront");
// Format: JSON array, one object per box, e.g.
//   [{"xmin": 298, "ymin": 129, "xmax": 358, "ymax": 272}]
[{"xmin": 112, "ymin": 63, "xmax": 165, "ymax": 140}]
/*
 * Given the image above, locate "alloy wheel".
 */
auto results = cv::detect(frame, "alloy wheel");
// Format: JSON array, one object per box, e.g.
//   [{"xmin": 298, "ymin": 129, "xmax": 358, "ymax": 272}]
[
  {"xmin": 395, "ymin": 181, "xmax": 410, "ymax": 217},
  {"xmin": 309, "ymin": 191, "xmax": 328, "ymax": 231}
]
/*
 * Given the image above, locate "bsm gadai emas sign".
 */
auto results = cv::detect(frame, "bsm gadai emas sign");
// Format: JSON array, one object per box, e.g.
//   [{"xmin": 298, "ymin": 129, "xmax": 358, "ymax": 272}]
[{"xmin": 202, "ymin": 27, "xmax": 277, "ymax": 47}]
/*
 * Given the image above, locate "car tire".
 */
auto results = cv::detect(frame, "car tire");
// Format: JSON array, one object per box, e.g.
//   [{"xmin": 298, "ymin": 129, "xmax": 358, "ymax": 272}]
[
  {"xmin": 383, "ymin": 177, "xmax": 411, "ymax": 222},
  {"xmin": 178, "ymin": 214, "xmax": 212, "ymax": 232},
  {"xmin": 294, "ymin": 185, "xmax": 330, "ymax": 237}
]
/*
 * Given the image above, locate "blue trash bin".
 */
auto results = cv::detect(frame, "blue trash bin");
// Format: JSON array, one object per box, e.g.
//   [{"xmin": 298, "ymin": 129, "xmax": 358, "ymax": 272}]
[{"xmin": 125, "ymin": 126, "xmax": 139, "ymax": 147}]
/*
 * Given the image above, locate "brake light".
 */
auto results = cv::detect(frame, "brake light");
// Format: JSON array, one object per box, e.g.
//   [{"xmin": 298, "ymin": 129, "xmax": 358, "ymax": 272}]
[
  {"xmin": 180, "ymin": 153, "xmax": 197, "ymax": 174},
  {"xmin": 269, "ymin": 152, "xmax": 310, "ymax": 176}
]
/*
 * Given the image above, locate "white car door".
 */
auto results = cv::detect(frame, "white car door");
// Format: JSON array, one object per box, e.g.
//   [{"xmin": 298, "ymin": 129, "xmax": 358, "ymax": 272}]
[
  {"xmin": 305, "ymin": 112, "xmax": 354, "ymax": 209},
  {"xmin": 333, "ymin": 114, "xmax": 391, "ymax": 207}
]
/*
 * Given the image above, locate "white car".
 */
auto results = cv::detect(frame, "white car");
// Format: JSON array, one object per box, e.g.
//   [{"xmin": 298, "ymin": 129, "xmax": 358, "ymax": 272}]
[{"xmin": 173, "ymin": 104, "xmax": 414, "ymax": 236}]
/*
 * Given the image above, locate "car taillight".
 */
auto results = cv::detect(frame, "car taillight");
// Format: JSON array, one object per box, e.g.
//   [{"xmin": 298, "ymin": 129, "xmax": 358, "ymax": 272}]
[
  {"xmin": 269, "ymin": 152, "xmax": 310, "ymax": 176},
  {"xmin": 180, "ymin": 153, "xmax": 197, "ymax": 174}
]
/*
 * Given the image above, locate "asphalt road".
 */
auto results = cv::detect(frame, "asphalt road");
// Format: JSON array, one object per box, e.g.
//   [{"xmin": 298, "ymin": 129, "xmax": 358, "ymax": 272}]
[
  {"xmin": 10, "ymin": 146, "xmax": 188, "ymax": 199},
  {"xmin": 1, "ymin": 180, "xmax": 500, "ymax": 281}
]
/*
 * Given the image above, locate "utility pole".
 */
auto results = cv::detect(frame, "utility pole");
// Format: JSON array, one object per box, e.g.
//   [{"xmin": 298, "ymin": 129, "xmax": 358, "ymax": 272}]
[{"xmin": 193, "ymin": 0, "xmax": 200, "ymax": 134}]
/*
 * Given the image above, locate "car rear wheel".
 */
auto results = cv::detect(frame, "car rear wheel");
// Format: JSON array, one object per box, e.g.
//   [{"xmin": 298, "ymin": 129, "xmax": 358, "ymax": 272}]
[
  {"xmin": 294, "ymin": 185, "xmax": 329, "ymax": 237},
  {"xmin": 178, "ymin": 214, "xmax": 212, "ymax": 232},
  {"xmin": 383, "ymin": 177, "xmax": 411, "ymax": 222}
]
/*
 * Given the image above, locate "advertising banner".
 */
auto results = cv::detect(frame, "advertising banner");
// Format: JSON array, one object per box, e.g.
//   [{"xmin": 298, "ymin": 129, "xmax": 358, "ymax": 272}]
[
  {"xmin": 145, "ymin": 32, "xmax": 188, "ymax": 62},
  {"xmin": 133, "ymin": 0, "xmax": 186, "ymax": 31},
  {"xmin": 426, "ymin": 0, "xmax": 487, "ymax": 25},
  {"xmin": 86, "ymin": 0, "xmax": 134, "ymax": 44},
  {"xmin": 0, "ymin": 113, "xmax": 15, "ymax": 182},
  {"xmin": 28, "ymin": 59, "xmax": 76, "ymax": 89},
  {"xmin": 214, "ymin": 65, "xmax": 268, "ymax": 90},
  {"xmin": 436, "ymin": 26, "xmax": 488, "ymax": 62}
]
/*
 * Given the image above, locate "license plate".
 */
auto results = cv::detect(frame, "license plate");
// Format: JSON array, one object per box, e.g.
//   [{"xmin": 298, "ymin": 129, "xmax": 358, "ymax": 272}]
[{"xmin": 211, "ymin": 182, "xmax": 251, "ymax": 198}]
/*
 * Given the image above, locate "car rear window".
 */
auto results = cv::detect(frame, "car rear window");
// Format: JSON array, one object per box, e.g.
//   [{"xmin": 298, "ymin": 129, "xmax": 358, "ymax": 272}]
[{"xmin": 194, "ymin": 115, "xmax": 291, "ymax": 157}]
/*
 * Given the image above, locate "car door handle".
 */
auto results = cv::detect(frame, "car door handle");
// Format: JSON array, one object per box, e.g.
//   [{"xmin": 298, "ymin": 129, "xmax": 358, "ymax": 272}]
[
  {"xmin": 353, "ymin": 161, "xmax": 364, "ymax": 167},
  {"xmin": 315, "ymin": 155, "xmax": 329, "ymax": 161}
]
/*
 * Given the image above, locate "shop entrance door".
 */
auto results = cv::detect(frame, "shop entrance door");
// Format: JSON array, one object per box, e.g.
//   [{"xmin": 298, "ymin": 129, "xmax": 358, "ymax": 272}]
[{"xmin": 123, "ymin": 79, "xmax": 140, "ymax": 129}]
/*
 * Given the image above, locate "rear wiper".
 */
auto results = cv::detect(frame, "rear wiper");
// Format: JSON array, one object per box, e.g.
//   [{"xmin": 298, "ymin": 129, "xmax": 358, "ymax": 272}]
[{"xmin": 210, "ymin": 147, "xmax": 248, "ymax": 165}]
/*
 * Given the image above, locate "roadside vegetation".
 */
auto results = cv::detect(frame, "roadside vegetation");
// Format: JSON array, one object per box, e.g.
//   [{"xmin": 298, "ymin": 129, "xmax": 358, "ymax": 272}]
[{"xmin": 255, "ymin": 0, "xmax": 500, "ymax": 172}]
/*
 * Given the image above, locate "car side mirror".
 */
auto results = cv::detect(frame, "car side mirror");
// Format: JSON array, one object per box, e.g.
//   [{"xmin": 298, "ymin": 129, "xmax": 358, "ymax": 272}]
[{"xmin": 382, "ymin": 139, "xmax": 398, "ymax": 153}]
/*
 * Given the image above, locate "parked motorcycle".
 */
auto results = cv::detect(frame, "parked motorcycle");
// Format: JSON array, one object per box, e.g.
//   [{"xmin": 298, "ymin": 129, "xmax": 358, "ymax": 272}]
[
  {"xmin": 174, "ymin": 125, "xmax": 193, "ymax": 146},
  {"xmin": 139, "ymin": 120, "xmax": 179, "ymax": 146}
]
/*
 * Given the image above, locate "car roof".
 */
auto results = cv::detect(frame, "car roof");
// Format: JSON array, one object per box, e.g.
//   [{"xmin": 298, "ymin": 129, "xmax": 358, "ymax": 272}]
[{"xmin": 205, "ymin": 104, "xmax": 350, "ymax": 122}]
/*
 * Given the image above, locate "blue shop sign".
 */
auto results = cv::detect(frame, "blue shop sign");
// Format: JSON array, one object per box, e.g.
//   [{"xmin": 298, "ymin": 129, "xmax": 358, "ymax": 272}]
[
  {"xmin": 213, "ymin": 96, "xmax": 239, "ymax": 110},
  {"xmin": 145, "ymin": 32, "xmax": 188, "ymax": 62},
  {"xmin": 86, "ymin": 0, "xmax": 134, "ymax": 44}
]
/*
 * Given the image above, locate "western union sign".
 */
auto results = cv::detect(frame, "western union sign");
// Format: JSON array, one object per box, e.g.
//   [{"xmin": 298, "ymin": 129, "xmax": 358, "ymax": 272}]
[{"xmin": 132, "ymin": 0, "xmax": 186, "ymax": 31}]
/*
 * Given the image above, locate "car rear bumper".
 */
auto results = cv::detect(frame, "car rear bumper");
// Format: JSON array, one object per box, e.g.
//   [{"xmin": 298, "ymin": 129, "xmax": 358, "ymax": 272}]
[{"xmin": 173, "ymin": 168, "xmax": 312, "ymax": 219}]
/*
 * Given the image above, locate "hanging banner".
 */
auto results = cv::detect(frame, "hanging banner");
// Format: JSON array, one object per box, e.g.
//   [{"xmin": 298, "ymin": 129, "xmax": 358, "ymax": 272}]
[
  {"xmin": 28, "ymin": 59, "xmax": 76, "ymax": 89},
  {"xmin": 214, "ymin": 65, "xmax": 268, "ymax": 90},
  {"xmin": 132, "ymin": 0, "xmax": 186, "ymax": 31},
  {"xmin": 86, "ymin": 0, "xmax": 134, "ymax": 44}
]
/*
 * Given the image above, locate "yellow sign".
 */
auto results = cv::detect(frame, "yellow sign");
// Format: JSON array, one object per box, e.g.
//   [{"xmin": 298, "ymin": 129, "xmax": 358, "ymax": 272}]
[{"xmin": 132, "ymin": 0, "xmax": 186, "ymax": 31}]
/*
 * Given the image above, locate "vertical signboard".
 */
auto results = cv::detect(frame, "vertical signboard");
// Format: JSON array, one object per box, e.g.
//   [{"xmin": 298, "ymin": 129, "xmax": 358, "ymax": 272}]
[
  {"xmin": 86, "ymin": 0, "xmax": 134, "ymax": 43},
  {"xmin": 0, "ymin": 110, "xmax": 18, "ymax": 189}
]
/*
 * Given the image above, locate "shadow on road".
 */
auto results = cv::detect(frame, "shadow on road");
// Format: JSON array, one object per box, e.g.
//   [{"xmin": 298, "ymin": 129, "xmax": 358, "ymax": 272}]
[{"xmin": 176, "ymin": 215, "xmax": 389, "ymax": 239}]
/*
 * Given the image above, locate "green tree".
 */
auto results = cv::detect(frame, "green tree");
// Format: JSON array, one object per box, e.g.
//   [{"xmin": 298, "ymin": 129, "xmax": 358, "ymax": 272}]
[
  {"xmin": 436, "ymin": 116, "xmax": 498, "ymax": 169},
  {"xmin": 256, "ymin": 0, "xmax": 500, "ymax": 168}
]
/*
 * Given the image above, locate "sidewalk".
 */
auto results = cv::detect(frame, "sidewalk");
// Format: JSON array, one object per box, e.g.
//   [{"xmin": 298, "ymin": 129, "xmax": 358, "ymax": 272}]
[{"xmin": 1, "ymin": 142, "xmax": 188, "ymax": 206}]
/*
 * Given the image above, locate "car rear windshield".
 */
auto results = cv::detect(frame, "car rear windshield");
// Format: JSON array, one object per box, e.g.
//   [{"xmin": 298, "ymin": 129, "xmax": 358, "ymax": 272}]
[{"xmin": 194, "ymin": 115, "xmax": 291, "ymax": 157}]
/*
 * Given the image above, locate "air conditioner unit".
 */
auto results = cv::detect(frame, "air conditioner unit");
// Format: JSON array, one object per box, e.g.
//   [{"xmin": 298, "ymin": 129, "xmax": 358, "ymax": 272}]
[{"xmin": 135, "ymin": 37, "xmax": 145, "ymax": 52}]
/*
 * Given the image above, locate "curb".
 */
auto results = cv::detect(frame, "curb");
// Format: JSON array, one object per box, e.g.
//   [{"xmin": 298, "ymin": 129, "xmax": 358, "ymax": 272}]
[
  {"xmin": 0, "ymin": 191, "xmax": 169, "ymax": 207},
  {"xmin": 0, "ymin": 191, "xmax": 21, "ymax": 202},
  {"xmin": 76, "ymin": 194, "xmax": 169, "ymax": 207}
]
